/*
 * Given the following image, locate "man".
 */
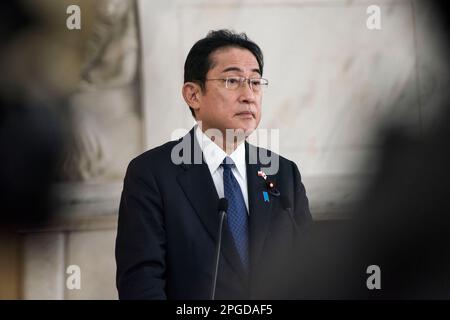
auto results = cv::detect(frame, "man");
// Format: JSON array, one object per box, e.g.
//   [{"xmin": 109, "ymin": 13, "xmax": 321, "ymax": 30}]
[{"xmin": 115, "ymin": 30, "xmax": 312, "ymax": 299}]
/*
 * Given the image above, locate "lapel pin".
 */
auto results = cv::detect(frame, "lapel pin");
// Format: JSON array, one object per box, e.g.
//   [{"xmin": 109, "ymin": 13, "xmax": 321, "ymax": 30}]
[
  {"xmin": 266, "ymin": 179, "xmax": 280, "ymax": 197},
  {"xmin": 257, "ymin": 170, "xmax": 267, "ymax": 180},
  {"xmin": 259, "ymin": 169, "xmax": 281, "ymax": 198}
]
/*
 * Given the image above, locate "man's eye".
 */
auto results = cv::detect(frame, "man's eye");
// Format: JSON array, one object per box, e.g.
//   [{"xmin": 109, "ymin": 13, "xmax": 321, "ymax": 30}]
[
  {"xmin": 227, "ymin": 78, "xmax": 239, "ymax": 84},
  {"xmin": 251, "ymin": 80, "xmax": 261, "ymax": 86}
]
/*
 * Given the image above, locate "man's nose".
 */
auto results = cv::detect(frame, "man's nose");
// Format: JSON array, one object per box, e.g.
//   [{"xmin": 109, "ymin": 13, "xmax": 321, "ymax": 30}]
[{"xmin": 238, "ymin": 80, "xmax": 256, "ymax": 103}]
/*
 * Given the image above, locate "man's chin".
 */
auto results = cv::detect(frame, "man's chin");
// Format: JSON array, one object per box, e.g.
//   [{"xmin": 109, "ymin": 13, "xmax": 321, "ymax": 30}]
[
  {"xmin": 231, "ymin": 126, "xmax": 256, "ymax": 137},
  {"xmin": 242, "ymin": 127, "xmax": 256, "ymax": 137},
  {"xmin": 217, "ymin": 127, "xmax": 255, "ymax": 145},
  {"xmin": 233, "ymin": 120, "xmax": 258, "ymax": 134}
]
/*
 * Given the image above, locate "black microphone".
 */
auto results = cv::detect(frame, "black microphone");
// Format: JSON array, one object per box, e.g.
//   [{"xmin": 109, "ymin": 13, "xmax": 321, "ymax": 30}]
[
  {"xmin": 280, "ymin": 195, "xmax": 300, "ymax": 235},
  {"xmin": 210, "ymin": 198, "xmax": 228, "ymax": 300}
]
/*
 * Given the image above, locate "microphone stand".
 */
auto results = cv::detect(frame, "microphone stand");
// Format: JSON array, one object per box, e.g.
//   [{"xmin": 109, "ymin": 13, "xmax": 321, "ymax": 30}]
[{"xmin": 210, "ymin": 209, "xmax": 226, "ymax": 300}]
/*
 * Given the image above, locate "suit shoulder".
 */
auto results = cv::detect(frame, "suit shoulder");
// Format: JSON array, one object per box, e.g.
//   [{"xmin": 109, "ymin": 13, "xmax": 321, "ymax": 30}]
[{"xmin": 249, "ymin": 143, "xmax": 295, "ymax": 167}]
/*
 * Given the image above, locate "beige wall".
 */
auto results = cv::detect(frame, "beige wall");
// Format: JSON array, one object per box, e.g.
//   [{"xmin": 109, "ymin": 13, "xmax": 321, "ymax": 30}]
[
  {"xmin": 21, "ymin": 183, "xmax": 121, "ymax": 300},
  {"xmin": 22, "ymin": 229, "xmax": 118, "ymax": 300}
]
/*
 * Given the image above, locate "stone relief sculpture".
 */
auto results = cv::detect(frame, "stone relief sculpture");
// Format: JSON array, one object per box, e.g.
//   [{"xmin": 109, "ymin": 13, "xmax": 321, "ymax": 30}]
[
  {"xmin": 61, "ymin": 0, "xmax": 142, "ymax": 182},
  {"xmin": 80, "ymin": 0, "xmax": 139, "ymax": 89}
]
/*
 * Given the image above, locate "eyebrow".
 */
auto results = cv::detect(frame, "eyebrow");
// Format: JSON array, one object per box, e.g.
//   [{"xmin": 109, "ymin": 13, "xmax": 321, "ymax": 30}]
[{"xmin": 221, "ymin": 67, "xmax": 261, "ymax": 75}]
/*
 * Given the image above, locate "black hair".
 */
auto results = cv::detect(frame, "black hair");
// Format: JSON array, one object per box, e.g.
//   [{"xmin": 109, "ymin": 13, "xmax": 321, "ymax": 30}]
[{"xmin": 183, "ymin": 29, "xmax": 264, "ymax": 118}]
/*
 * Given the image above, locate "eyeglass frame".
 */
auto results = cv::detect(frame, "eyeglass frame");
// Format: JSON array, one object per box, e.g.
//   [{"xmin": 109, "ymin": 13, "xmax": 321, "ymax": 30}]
[{"xmin": 204, "ymin": 76, "xmax": 269, "ymax": 92}]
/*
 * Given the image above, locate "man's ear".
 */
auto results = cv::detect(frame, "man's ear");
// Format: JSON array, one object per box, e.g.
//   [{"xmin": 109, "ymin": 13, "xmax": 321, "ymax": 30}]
[{"xmin": 182, "ymin": 82, "xmax": 202, "ymax": 113}]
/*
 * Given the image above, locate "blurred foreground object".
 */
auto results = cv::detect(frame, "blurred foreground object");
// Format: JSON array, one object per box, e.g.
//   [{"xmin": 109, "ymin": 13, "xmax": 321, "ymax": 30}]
[
  {"xmin": 0, "ymin": 0, "xmax": 94, "ymax": 230},
  {"xmin": 0, "ymin": 1, "xmax": 93, "ymax": 299},
  {"xmin": 0, "ymin": 0, "xmax": 141, "ymax": 299}
]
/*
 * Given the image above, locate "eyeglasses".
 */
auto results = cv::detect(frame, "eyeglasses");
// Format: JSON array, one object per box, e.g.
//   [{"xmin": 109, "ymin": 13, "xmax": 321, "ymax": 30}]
[{"xmin": 205, "ymin": 76, "xmax": 269, "ymax": 92}]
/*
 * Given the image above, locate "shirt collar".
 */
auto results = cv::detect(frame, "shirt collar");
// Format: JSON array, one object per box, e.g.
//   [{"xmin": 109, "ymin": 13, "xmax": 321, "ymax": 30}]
[{"xmin": 195, "ymin": 125, "xmax": 246, "ymax": 179}]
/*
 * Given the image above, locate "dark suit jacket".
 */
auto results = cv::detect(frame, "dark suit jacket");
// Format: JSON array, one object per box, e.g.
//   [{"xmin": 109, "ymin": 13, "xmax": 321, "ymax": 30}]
[{"xmin": 115, "ymin": 127, "xmax": 312, "ymax": 299}]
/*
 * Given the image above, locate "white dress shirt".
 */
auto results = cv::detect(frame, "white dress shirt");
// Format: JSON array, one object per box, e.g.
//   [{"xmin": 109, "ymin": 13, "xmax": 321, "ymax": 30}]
[{"xmin": 195, "ymin": 125, "xmax": 249, "ymax": 213}]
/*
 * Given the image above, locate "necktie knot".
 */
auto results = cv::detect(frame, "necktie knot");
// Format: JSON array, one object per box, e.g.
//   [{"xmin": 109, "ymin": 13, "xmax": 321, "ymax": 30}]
[{"xmin": 221, "ymin": 157, "xmax": 235, "ymax": 171}]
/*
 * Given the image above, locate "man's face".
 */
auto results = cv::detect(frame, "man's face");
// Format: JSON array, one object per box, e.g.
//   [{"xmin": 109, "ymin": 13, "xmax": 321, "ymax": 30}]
[{"xmin": 196, "ymin": 47, "xmax": 262, "ymax": 137}]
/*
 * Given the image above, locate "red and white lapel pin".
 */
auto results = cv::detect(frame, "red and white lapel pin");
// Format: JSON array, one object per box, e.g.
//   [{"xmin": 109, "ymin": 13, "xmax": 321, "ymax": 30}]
[{"xmin": 258, "ymin": 169, "xmax": 280, "ymax": 199}]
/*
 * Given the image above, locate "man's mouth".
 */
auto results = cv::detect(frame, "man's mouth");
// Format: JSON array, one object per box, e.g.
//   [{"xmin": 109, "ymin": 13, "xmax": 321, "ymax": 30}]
[{"xmin": 235, "ymin": 111, "xmax": 254, "ymax": 118}]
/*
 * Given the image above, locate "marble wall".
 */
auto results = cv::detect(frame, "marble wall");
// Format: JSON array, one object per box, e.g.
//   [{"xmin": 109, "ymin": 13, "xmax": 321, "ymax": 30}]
[{"xmin": 19, "ymin": 0, "xmax": 449, "ymax": 299}]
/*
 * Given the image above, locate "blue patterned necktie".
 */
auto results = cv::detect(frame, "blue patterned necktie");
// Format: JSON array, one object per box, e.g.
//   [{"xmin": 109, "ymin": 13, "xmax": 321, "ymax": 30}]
[{"xmin": 221, "ymin": 157, "xmax": 249, "ymax": 271}]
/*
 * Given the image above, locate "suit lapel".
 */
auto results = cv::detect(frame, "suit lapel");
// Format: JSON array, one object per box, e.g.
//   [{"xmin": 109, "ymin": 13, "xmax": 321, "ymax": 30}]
[
  {"xmin": 176, "ymin": 128, "xmax": 247, "ymax": 282},
  {"xmin": 246, "ymin": 142, "xmax": 275, "ymax": 274}
]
